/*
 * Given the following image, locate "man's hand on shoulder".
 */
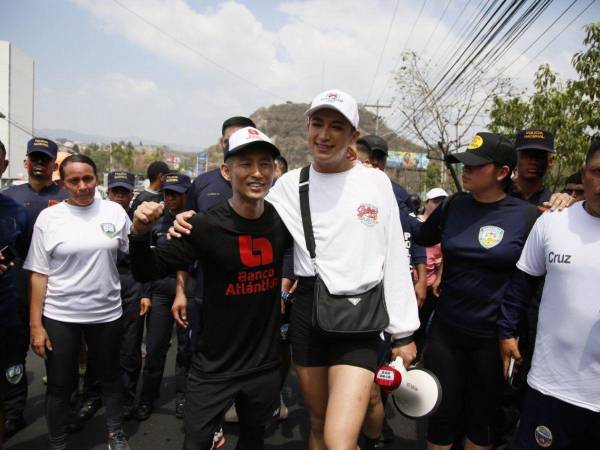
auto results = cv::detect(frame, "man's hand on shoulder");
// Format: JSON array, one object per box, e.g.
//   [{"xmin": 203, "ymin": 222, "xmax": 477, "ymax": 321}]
[
  {"xmin": 167, "ymin": 210, "xmax": 196, "ymax": 239},
  {"xmin": 133, "ymin": 201, "xmax": 164, "ymax": 236},
  {"xmin": 543, "ymin": 192, "xmax": 575, "ymax": 211}
]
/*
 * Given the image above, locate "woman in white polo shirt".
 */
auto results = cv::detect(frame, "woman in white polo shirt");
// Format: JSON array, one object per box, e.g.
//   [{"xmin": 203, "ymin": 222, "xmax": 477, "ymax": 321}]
[
  {"xmin": 267, "ymin": 89, "xmax": 419, "ymax": 450},
  {"xmin": 25, "ymin": 154, "xmax": 131, "ymax": 450}
]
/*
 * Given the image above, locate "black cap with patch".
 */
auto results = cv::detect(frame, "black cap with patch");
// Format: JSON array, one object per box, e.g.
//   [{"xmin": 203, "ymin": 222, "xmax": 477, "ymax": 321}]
[
  {"xmin": 357, "ymin": 135, "xmax": 389, "ymax": 155},
  {"xmin": 27, "ymin": 138, "xmax": 58, "ymax": 159},
  {"xmin": 446, "ymin": 132, "xmax": 516, "ymax": 170},
  {"xmin": 107, "ymin": 171, "xmax": 135, "ymax": 190},
  {"xmin": 161, "ymin": 173, "xmax": 191, "ymax": 194},
  {"xmin": 515, "ymin": 129, "xmax": 554, "ymax": 153}
]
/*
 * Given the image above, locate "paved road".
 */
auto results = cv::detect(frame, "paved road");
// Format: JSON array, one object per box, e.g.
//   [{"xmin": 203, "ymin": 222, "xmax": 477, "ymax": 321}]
[{"xmin": 5, "ymin": 341, "xmax": 427, "ymax": 450}]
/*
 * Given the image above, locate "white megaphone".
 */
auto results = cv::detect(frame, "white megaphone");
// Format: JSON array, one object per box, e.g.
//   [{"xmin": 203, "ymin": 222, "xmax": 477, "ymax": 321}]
[{"xmin": 374, "ymin": 357, "xmax": 442, "ymax": 419}]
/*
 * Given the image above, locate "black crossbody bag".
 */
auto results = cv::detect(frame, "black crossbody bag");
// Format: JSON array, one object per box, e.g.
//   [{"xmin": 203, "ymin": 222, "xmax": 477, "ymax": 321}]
[{"xmin": 298, "ymin": 165, "xmax": 389, "ymax": 337}]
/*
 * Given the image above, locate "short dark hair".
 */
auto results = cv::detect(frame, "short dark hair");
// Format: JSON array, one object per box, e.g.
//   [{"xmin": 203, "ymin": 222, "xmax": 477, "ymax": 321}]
[
  {"xmin": 274, "ymin": 155, "xmax": 288, "ymax": 173},
  {"xmin": 564, "ymin": 171, "xmax": 582, "ymax": 185},
  {"xmin": 60, "ymin": 154, "xmax": 97, "ymax": 180},
  {"xmin": 585, "ymin": 139, "xmax": 600, "ymax": 166},
  {"xmin": 356, "ymin": 142, "xmax": 371, "ymax": 157},
  {"xmin": 0, "ymin": 139, "xmax": 5, "ymax": 159},
  {"xmin": 221, "ymin": 116, "xmax": 256, "ymax": 136},
  {"xmin": 147, "ymin": 161, "xmax": 170, "ymax": 182}
]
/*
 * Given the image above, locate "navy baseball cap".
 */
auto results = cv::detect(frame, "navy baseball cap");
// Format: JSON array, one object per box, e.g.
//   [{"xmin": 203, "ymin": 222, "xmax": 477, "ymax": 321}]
[
  {"xmin": 107, "ymin": 171, "xmax": 135, "ymax": 190},
  {"xmin": 161, "ymin": 173, "xmax": 191, "ymax": 194},
  {"xmin": 357, "ymin": 135, "xmax": 389, "ymax": 155},
  {"xmin": 447, "ymin": 132, "xmax": 517, "ymax": 170},
  {"xmin": 225, "ymin": 127, "xmax": 280, "ymax": 160},
  {"xmin": 515, "ymin": 129, "xmax": 555, "ymax": 153},
  {"xmin": 27, "ymin": 138, "xmax": 58, "ymax": 159}
]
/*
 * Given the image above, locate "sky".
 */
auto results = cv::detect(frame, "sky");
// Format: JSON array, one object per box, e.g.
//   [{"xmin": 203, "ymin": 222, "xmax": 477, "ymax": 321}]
[{"xmin": 1, "ymin": 0, "xmax": 598, "ymax": 150}]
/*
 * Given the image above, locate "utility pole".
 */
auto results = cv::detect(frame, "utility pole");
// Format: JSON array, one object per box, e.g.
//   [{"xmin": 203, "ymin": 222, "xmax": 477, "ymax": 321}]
[{"xmin": 363, "ymin": 100, "xmax": 392, "ymax": 134}]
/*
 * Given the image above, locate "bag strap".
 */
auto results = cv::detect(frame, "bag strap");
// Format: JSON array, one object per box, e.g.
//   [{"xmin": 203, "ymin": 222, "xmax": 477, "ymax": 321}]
[{"xmin": 298, "ymin": 165, "xmax": 317, "ymax": 266}]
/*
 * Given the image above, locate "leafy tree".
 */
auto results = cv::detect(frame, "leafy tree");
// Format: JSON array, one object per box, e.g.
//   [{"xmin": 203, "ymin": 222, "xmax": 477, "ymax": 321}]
[{"xmin": 488, "ymin": 22, "xmax": 600, "ymax": 190}]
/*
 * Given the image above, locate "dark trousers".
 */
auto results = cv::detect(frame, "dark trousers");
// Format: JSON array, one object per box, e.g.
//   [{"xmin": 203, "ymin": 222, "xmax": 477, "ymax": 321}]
[
  {"xmin": 3, "ymin": 266, "xmax": 29, "ymax": 421},
  {"xmin": 120, "ymin": 300, "xmax": 145, "ymax": 406},
  {"xmin": 140, "ymin": 291, "xmax": 175, "ymax": 403},
  {"xmin": 43, "ymin": 317, "xmax": 123, "ymax": 447}
]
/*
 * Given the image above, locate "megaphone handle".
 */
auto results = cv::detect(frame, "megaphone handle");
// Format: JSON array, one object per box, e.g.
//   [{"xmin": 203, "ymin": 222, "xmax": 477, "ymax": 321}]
[{"xmin": 390, "ymin": 356, "xmax": 408, "ymax": 377}]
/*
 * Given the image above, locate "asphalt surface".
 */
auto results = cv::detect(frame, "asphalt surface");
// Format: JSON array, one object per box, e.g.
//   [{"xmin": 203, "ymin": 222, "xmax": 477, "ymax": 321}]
[{"xmin": 5, "ymin": 339, "xmax": 428, "ymax": 450}]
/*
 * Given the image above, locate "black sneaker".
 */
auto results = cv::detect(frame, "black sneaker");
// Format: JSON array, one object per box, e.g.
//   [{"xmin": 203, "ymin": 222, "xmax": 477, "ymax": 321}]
[
  {"xmin": 78, "ymin": 397, "xmax": 102, "ymax": 421},
  {"xmin": 108, "ymin": 430, "xmax": 130, "ymax": 450},
  {"xmin": 134, "ymin": 402, "xmax": 153, "ymax": 421},
  {"xmin": 4, "ymin": 415, "xmax": 27, "ymax": 440},
  {"xmin": 175, "ymin": 397, "xmax": 185, "ymax": 419},
  {"xmin": 123, "ymin": 403, "xmax": 135, "ymax": 421}
]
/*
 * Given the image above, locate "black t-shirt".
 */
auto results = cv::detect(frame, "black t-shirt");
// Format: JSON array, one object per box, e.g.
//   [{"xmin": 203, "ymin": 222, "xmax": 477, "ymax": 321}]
[
  {"xmin": 130, "ymin": 201, "xmax": 292, "ymax": 379},
  {"xmin": 131, "ymin": 189, "xmax": 163, "ymax": 214},
  {"xmin": 413, "ymin": 194, "xmax": 538, "ymax": 337}
]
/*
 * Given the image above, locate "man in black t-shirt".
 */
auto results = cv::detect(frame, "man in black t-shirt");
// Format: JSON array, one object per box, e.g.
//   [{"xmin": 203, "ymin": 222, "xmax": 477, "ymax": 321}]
[
  {"xmin": 130, "ymin": 160, "xmax": 170, "ymax": 212},
  {"xmin": 130, "ymin": 127, "xmax": 291, "ymax": 450}
]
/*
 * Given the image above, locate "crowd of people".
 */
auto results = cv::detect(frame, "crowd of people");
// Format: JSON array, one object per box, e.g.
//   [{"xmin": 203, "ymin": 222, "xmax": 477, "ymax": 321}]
[{"xmin": 0, "ymin": 87, "xmax": 598, "ymax": 450}]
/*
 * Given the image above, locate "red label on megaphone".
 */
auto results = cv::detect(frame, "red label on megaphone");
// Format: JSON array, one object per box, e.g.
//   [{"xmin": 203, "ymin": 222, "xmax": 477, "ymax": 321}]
[{"xmin": 375, "ymin": 365, "xmax": 402, "ymax": 392}]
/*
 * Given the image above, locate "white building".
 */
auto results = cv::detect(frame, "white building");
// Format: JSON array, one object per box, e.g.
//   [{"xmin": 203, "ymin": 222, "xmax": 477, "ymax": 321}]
[{"xmin": 0, "ymin": 41, "xmax": 34, "ymax": 180}]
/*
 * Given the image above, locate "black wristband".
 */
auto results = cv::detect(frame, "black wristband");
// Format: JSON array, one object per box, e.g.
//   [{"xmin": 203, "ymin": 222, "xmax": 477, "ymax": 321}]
[{"xmin": 391, "ymin": 335, "xmax": 414, "ymax": 348}]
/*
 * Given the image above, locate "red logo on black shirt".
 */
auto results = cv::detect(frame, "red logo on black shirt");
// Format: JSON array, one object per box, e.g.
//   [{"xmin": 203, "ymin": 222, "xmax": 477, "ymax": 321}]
[{"xmin": 239, "ymin": 236, "xmax": 273, "ymax": 267}]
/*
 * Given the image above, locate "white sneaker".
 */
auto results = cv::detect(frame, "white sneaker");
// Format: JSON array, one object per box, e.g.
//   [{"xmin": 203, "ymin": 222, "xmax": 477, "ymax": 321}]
[
  {"xmin": 279, "ymin": 394, "xmax": 288, "ymax": 421},
  {"xmin": 224, "ymin": 404, "xmax": 238, "ymax": 423}
]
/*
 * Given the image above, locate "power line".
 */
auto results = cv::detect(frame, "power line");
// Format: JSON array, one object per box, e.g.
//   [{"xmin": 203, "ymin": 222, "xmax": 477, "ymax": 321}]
[
  {"xmin": 514, "ymin": 0, "xmax": 595, "ymax": 75},
  {"xmin": 420, "ymin": 0, "xmax": 453, "ymax": 60},
  {"xmin": 376, "ymin": 0, "xmax": 429, "ymax": 102},
  {"xmin": 110, "ymin": 0, "xmax": 286, "ymax": 101},
  {"xmin": 364, "ymin": 0, "xmax": 401, "ymax": 104}
]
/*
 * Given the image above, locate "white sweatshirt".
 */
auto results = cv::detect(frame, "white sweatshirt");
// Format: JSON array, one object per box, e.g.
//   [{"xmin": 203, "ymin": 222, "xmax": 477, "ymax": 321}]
[{"xmin": 267, "ymin": 163, "xmax": 419, "ymax": 338}]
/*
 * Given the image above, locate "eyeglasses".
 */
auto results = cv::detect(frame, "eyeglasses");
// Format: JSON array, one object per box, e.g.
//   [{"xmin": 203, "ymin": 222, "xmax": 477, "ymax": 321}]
[{"xmin": 563, "ymin": 189, "xmax": 584, "ymax": 196}]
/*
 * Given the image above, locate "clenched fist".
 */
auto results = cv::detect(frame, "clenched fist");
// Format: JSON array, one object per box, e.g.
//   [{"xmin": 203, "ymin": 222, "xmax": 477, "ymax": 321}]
[{"xmin": 133, "ymin": 201, "xmax": 165, "ymax": 236}]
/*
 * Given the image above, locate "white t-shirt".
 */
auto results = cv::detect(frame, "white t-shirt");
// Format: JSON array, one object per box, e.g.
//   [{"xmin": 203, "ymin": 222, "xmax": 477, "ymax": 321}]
[
  {"xmin": 267, "ymin": 163, "xmax": 419, "ymax": 338},
  {"xmin": 24, "ymin": 199, "xmax": 131, "ymax": 324},
  {"xmin": 517, "ymin": 202, "xmax": 600, "ymax": 412}
]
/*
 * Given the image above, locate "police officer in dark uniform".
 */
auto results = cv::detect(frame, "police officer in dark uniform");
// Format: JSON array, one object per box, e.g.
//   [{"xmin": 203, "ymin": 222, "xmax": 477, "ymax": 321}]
[
  {"xmin": 511, "ymin": 129, "xmax": 555, "ymax": 206},
  {"xmin": 0, "ymin": 140, "xmax": 28, "ymax": 447},
  {"xmin": 2, "ymin": 138, "xmax": 68, "ymax": 439},
  {"xmin": 135, "ymin": 173, "xmax": 194, "ymax": 421}
]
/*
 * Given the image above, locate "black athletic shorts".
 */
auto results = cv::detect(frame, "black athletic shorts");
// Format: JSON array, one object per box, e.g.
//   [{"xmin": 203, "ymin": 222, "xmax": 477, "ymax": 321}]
[
  {"xmin": 423, "ymin": 318, "xmax": 504, "ymax": 446},
  {"xmin": 183, "ymin": 365, "xmax": 279, "ymax": 450},
  {"xmin": 516, "ymin": 386, "xmax": 600, "ymax": 449},
  {"xmin": 289, "ymin": 277, "xmax": 382, "ymax": 373},
  {"xmin": 0, "ymin": 325, "xmax": 25, "ymax": 402}
]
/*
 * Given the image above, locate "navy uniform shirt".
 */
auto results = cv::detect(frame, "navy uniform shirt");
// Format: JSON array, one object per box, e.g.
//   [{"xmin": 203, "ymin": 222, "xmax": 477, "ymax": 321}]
[
  {"xmin": 3, "ymin": 182, "xmax": 68, "ymax": 252},
  {"xmin": 510, "ymin": 186, "xmax": 553, "ymax": 207},
  {"xmin": 186, "ymin": 169, "xmax": 232, "ymax": 299},
  {"xmin": 413, "ymin": 194, "xmax": 538, "ymax": 337},
  {"xmin": 0, "ymin": 194, "xmax": 28, "ymax": 326},
  {"xmin": 391, "ymin": 181, "xmax": 426, "ymax": 267},
  {"xmin": 188, "ymin": 168, "xmax": 231, "ymax": 212}
]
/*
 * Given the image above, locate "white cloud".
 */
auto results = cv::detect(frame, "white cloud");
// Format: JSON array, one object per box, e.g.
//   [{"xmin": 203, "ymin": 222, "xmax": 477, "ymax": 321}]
[{"xmin": 46, "ymin": 0, "xmax": 591, "ymax": 147}]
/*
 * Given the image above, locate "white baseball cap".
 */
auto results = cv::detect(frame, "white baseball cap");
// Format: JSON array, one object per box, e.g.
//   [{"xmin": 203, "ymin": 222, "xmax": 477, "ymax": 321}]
[
  {"xmin": 425, "ymin": 188, "xmax": 448, "ymax": 201},
  {"xmin": 225, "ymin": 127, "xmax": 280, "ymax": 160},
  {"xmin": 304, "ymin": 89, "xmax": 359, "ymax": 128}
]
